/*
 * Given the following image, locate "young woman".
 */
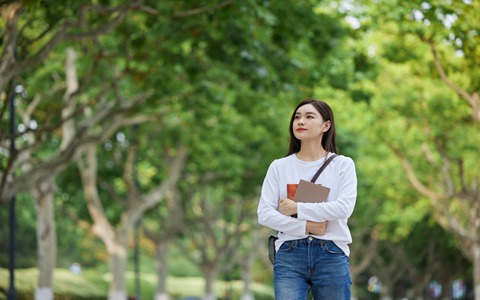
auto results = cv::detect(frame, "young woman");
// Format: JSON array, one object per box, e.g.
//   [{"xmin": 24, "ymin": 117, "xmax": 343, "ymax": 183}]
[{"xmin": 257, "ymin": 99, "xmax": 357, "ymax": 299}]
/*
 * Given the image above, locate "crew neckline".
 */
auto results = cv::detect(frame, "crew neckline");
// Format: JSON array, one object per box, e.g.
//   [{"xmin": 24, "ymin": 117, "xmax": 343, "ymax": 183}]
[{"xmin": 293, "ymin": 152, "xmax": 330, "ymax": 165}]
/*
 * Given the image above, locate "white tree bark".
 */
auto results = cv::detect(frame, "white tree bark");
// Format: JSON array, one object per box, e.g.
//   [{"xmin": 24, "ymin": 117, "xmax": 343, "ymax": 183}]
[
  {"xmin": 108, "ymin": 228, "xmax": 129, "ymax": 300},
  {"xmin": 154, "ymin": 242, "xmax": 170, "ymax": 300},
  {"xmin": 240, "ymin": 251, "xmax": 253, "ymax": 300},
  {"xmin": 203, "ymin": 293, "xmax": 216, "ymax": 300},
  {"xmin": 108, "ymin": 290, "xmax": 127, "ymax": 300},
  {"xmin": 474, "ymin": 243, "xmax": 480, "ymax": 300},
  {"xmin": 240, "ymin": 293, "xmax": 254, "ymax": 300},
  {"xmin": 0, "ymin": 1, "xmax": 153, "ymax": 204},
  {"xmin": 10, "ymin": 59, "xmax": 57, "ymax": 300},
  {"xmin": 155, "ymin": 294, "xmax": 170, "ymax": 300},
  {"xmin": 35, "ymin": 287, "xmax": 53, "ymax": 300},
  {"xmin": 78, "ymin": 144, "xmax": 187, "ymax": 299},
  {"xmin": 31, "ymin": 47, "xmax": 78, "ymax": 300},
  {"xmin": 32, "ymin": 178, "xmax": 56, "ymax": 300},
  {"xmin": 203, "ymin": 268, "xmax": 217, "ymax": 300}
]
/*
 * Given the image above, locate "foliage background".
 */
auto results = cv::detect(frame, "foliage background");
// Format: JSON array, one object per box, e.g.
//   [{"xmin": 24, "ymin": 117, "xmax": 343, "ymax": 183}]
[{"xmin": 0, "ymin": 0, "xmax": 477, "ymax": 299}]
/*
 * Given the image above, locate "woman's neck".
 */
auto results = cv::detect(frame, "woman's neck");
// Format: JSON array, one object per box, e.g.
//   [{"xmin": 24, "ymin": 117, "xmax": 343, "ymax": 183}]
[{"xmin": 296, "ymin": 142, "xmax": 327, "ymax": 162}]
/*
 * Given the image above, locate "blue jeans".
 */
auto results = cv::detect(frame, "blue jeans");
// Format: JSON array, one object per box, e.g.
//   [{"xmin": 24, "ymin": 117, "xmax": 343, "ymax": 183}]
[{"xmin": 274, "ymin": 237, "xmax": 351, "ymax": 300}]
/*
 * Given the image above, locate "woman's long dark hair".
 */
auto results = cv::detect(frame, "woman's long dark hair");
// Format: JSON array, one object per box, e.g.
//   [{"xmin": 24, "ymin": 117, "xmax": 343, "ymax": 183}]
[{"xmin": 287, "ymin": 99, "xmax": 337, "ymax": 156}]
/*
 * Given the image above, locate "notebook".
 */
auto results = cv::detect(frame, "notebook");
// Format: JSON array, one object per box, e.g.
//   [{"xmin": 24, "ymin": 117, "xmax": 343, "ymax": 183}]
[{"xmin": 293, "ymin": 179, "xmax": 331, "ymax": 203}]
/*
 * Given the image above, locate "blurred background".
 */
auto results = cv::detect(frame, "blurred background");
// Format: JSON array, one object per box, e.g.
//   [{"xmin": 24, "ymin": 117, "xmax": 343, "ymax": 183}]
[{"xmin": 0, "ymin": 0, "xmax": 478, "ymax": 299}]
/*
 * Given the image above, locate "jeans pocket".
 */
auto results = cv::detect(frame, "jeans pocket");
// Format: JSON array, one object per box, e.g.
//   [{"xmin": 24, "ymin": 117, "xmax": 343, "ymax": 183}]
[
  {"xmin": 278, "ymin": 240, "xmax": 299, "ymax": 253},
  {"xmin": 324, "ymin": 241, "xmax": 344, "ymax": 255}
]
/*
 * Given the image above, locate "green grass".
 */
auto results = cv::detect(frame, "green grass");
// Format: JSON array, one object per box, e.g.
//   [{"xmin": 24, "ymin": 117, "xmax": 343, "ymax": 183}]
[
  {"xmin": 0, "ymin": 268, "xmax": 274, "ymax": 300},
  {"xmin": 0, "ymin": 268, "xmax": 105, "ymax": 300}
]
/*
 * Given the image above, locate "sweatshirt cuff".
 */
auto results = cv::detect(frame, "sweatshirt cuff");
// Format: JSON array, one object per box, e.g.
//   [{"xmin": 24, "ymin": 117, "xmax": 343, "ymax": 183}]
[
  {"xmin": 282, "ymin": 217, "xmax": 307, "ymax": 236},
  {"xmin": 297, "ymin": 202, "xmax": 327, "ymax": 222},
  {"xmin": 297, "ymin": 202, "xmax": 307, "ymax": 220},
  {"xmin": 293, "ymin": 219, "xmax": 307, "ymax": 236}
]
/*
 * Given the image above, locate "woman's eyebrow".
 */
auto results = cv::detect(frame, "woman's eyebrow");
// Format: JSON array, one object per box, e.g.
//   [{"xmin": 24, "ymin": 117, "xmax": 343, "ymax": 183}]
[{"xmin": 295, "ymin": 111, "xmax": 318, "ymax": 115}]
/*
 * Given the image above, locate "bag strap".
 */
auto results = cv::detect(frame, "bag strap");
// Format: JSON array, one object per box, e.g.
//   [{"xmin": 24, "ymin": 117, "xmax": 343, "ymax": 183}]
[{"xmin": 310, "ymin": 154, "xmax": 337, "ymax": 183}]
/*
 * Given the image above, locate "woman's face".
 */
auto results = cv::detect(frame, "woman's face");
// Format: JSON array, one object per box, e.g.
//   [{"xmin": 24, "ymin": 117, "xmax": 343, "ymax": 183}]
[{"xmin": 292, "ymin": 104, "xmax": 330, "ymax": 141}]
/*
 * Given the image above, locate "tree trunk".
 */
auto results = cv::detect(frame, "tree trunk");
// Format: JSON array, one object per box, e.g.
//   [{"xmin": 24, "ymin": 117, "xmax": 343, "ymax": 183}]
[
  {"xmin": 154, "ymin": 241, "xmax": 170, "ymax": 300},
  {"xmin": 473, "ymin": 243, "xmax": 480, "ymax": 300},
  {"xmin": 204, "ymin": 268, "xmax": 217, "ymax": 300},
  {"xmin": 392, "ymin": 146, "xmax": 479, "ymax": 298},
  {"xmin": 77, "ymin": 144, "xmax": 187, "ymax": 300},
  {"xmin": 410, "ymin": 275, "xmax": 428, "ymax": 300},
  {"xmin": 379, "ymin": 281, "xmax": 393, "ymax": 300},
  {"xmin": 240, "ymin": 252, "xmax": 254, "ymax": 300},
  {"xmin": 350, "ymin": 230, "xmax": 379, "ymax": 300},
  {"xmin": 32, "ymin": 178, "xmax": 56, "ymax": 300},
  {"xmin": 438, "ymin": 273, "xmax": 451, "ymax": 300},
  {"xmin": 350, "ymin": 271, "xmax": 358, "ymax": 300},
  {"xmin": 108, "ymin": 229, "xmax": 129, "ymax": 300}
]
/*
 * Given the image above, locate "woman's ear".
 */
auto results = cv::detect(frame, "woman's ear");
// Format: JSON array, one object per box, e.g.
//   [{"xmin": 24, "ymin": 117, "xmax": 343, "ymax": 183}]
[{"xmin": 323, "ymin": 120, "xmax": 331, "ymax": 132}]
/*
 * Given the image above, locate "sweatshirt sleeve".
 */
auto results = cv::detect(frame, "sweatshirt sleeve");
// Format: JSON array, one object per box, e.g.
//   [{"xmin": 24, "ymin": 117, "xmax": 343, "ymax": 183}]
[
  {"xmin": 257, "ymin": 161, "xmax": 307, "ymax": 236},
  {"xmin": 297, "ymin": 157, "xmax": 357, "ymax": 222}
]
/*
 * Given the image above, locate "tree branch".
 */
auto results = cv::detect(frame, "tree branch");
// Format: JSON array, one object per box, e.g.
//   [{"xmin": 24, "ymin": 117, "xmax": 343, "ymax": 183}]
[
  {"xmin": 0, "ymin": 2, "xmax": 22, "ymax": 93},
  {"xmin": 426, "ymin": 39, "xmax": 480, "ymax": 121},
  {"xmin": 0, "ymin": 92, "xmax": 154, "ymax": 202},
  {"xmin": 60, "ymin": 48, "xmax": 79, "ymax": 151},
  {"xmin": 351, "ymin": 229, "xmax": 379, "ymax": 276},
  {"xmin": 0, "ymin": 1, "xmax": 142, "ymax": 92},
  {"xmin": 172, "ymin": 1, "xmax": 233, "ymax": 18},
  {"xmin": 131, "ymin": 147, "xmax": 188, "ymax": 224},
  {"xmin": 59, "ymin": 204, "xmax": 92, "ymax": 232},
  {"xmin": 77, "ymin": 143, "xmax": 116, "ymax": 250},
  {"xmin": 124, "ymin": 141, "xmax": 138, "ymax": 195},
  {"xmin": 389, "ymin": 145, "xmax": 445, "ymax": 201}
]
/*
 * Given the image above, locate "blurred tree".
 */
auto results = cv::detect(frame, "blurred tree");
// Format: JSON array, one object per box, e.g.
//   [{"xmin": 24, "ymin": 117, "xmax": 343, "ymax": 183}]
[
  {"xmin": 7, "ymin": 1, "xmax": 474, "ymax": 300},
  {"xmin": 0, "ymin": 2, "xmax": 165, "ymax": 299},
  {"xmin": 76, "ymin": 137, "xmax": 186, "ymax": 300},
  {"xmin": 352, "ymin": 0, "xmax": 479, "ymax": 297},
  {"xmin": 126, "ymin": 1, "xmax": 353, "ymax": 299},
  {"xmin": 141, "ymin": 187, "xmax": 184, "ymax": 300},
  {"xmin": 0, "ymin": 0, "xmax": 150, "ymax": 202}
]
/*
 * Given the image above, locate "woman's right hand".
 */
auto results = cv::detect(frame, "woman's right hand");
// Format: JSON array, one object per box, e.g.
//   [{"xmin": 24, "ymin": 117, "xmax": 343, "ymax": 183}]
[{"xmin": 306, "ymin": 221, "xmax": 328, "ymax": 235}]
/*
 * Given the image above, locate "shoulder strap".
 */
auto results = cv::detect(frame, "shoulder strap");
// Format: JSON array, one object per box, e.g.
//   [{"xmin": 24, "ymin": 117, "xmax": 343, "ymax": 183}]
[{"xmin": 310, "ymin": 154, "xmax": 337, "ymax": 183}]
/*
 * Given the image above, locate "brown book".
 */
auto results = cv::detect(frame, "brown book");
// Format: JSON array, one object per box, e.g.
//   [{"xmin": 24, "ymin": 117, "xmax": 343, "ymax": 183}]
[{"xmin": 293, "ymin": 179, "xmax": 330, "ymax": 203}]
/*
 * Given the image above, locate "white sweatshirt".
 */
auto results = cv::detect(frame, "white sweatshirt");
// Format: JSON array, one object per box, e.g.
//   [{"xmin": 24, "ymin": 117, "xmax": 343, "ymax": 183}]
[{"xmin": 257, "ymin": 153, "xmax": 357, "ymax": 256}]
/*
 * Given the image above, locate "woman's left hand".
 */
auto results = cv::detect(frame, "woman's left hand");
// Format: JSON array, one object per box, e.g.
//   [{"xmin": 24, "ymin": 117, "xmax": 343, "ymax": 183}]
[{"xmin": 279, "ymin": 198, "xmax": 298, "ymax": 216}]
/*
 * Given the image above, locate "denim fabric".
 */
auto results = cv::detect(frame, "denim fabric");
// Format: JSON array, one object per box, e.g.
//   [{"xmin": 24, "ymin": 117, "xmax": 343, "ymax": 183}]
[{"xmin": 274, "ymin": 237, "xmax": 351, "ymax": 300}]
